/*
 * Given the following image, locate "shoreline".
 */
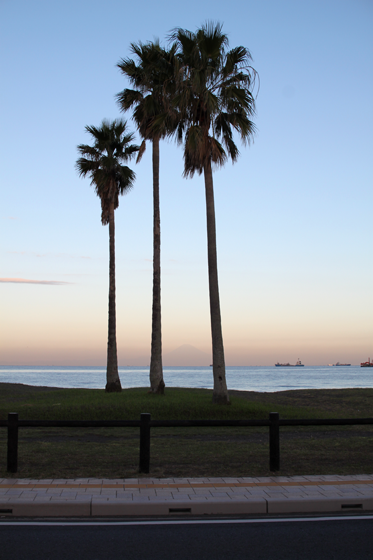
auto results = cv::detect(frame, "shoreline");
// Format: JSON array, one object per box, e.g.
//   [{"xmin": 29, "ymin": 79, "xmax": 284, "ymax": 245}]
[{"xmin": 1, "ymin": 381, "xmax": 372, "ymax": 395}]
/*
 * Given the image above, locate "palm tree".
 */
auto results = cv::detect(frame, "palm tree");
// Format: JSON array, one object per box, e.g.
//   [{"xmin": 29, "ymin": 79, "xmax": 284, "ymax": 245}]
[
  {"xmin": 171, "ymin": 23, "xmax": 257, "ymax": 404},
  {"xmin": 116, "ymin": 42, "xmax": 177, "ymax": 394},
  {"xmin": 76, "ymin": 119, "xmax": 138, "ymax": 392}
]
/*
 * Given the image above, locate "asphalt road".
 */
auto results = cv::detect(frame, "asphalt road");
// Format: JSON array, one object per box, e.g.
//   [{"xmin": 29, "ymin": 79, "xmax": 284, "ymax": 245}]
[{"xmin": 1, "ymin": 516, "xmax": 373, "ymax": 560}]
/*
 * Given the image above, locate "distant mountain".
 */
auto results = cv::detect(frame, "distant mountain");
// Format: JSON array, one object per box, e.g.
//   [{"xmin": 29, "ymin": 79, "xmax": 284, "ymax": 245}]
[{"xmin": 163, "ymin": 344, "xmax": 211, "ymax": 366}]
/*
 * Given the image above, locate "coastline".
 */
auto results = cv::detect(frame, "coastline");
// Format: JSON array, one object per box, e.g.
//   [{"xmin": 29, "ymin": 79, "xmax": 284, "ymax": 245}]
[{"xmin": 1, "ymin": 364, "xmax": 372, "ymax": 393}]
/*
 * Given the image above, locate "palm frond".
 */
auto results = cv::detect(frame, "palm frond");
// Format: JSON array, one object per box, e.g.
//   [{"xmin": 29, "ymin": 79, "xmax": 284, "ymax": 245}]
[
  {"xmin": 136, "ymin": 139, "xmax": 146, "ymax": 163},
  {"xmin": 116, "ymin": 88, "xmax": 144, "ymax": 112},
  {"xmin": 209, "ymin": 137, "xmax": 227, "ymax": 166}
]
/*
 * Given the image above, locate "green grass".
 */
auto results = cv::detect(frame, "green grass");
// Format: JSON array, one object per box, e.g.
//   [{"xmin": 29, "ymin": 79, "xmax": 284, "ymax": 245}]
[
  {"xmin": 0, "ymin": 384, "xmax": 372, "ymax": 479},
  {"xmin": 229, "ymin": 388, "xmax": 373, "ymax": 419},
  {"xmin": 0, "ymin": 384, "xmax": 324, "ymax": 421}
]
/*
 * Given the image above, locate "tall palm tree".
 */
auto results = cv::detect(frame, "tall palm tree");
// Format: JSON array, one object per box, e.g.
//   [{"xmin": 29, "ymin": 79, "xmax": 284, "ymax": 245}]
[
  {"xmin": 116, "ymin": 42, "xmax": 177, "ymax": 394},
  {"xmin": 76, "ymin": 119, "xmax": 138, "ymax": 392},
  {"xmin": 171, "ymin": 23, "xmax": 257, "ymax": 404}
]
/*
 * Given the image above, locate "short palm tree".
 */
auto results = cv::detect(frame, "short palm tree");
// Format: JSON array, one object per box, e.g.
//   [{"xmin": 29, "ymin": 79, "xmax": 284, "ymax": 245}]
[
  {"xmin": 76, "ymin": 119, "xmax": 138, "ymax": 392},
  {"xmin": 171, "ymin": 23, "xmax": 257, "ymax": 404},
  {"xmin": 116, "ymin": 42, "xmax": 177, "ymax": 394}
]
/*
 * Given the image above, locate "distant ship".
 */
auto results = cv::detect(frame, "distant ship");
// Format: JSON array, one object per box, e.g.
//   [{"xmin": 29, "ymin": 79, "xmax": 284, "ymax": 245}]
[
  {"xmin": 275, "ymin": 360, "xmax": 304, "ymax": 367},
  {"xmin": 360, "ymin": 358, "xmax": 373, "ymax": 368},
  {"xmin": 328, "ymin": 362, "xmax": 351, "ymax": 366}
]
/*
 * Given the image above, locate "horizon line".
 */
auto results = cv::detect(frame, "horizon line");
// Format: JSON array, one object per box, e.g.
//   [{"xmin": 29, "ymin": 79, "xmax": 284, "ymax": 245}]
[{"xmin": 0, "ymin": 363, "xmax": 352, "ymax": 368}]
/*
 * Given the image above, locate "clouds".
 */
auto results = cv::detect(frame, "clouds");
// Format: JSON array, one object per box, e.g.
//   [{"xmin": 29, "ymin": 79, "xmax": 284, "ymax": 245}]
[{"xmin": 0, "ymin": 278, "xmax": 72, "ymax": 285}]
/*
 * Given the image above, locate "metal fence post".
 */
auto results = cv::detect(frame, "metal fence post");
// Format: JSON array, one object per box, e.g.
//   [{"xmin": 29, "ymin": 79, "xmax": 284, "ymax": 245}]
[
  {"xmin": 7, "ymin": 413, "xmax": 19, "ymax": 473},
  {"xmin": 139, "ymin": 413, "xmax": 151, "ymax": 473},
  {"xmin": 269, "ymin": 412, "xmax": 280, "ymax": 472}
]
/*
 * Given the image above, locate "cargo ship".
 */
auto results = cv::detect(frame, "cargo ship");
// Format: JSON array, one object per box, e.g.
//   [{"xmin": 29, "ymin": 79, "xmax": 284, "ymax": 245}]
[
  {"xmin": 360, "ymin": 358, "xmax": 373, "ymax": 367},
  {"xmin": 275, "ymin": 360, "xmax": 304, "ymax": 367},
  {"xmin": 329, "ymin": 362, "xmax": 351, "ymax": 366}
]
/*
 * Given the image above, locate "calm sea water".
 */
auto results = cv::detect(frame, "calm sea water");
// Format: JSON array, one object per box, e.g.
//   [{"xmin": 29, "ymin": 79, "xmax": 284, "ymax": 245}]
[{"xmin": 0, "ymin": 365, "xmax": 372, "ymax": 392}]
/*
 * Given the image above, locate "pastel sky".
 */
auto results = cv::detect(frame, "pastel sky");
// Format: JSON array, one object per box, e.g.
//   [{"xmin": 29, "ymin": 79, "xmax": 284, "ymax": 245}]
[{"xmin": 1, "ymin": 0, "xmax": 372, "ymax": 366}]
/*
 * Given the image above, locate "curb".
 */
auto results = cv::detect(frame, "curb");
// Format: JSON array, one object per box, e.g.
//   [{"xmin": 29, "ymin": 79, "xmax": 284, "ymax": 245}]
[
  {"xmin": 1, "ymin": 497, "xmax": 373, "ymax": 517},
  {"xmin": 266, "ymin": 496, "xmax": 373, "ymax": 515}
]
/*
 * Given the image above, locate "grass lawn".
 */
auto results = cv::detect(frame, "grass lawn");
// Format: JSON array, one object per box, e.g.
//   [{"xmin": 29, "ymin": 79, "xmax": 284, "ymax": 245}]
[{"xmin": 0, "ymin": 384, "xmax": 372, "ymax": 479}]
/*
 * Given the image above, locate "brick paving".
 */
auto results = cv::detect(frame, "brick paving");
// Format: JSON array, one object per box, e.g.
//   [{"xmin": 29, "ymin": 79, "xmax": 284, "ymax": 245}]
[{"xmin": 1, "ymin": 475, "xmax": 373, "ymax": 516}]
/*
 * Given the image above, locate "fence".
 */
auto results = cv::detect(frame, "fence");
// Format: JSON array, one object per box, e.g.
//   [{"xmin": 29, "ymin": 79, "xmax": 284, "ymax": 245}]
[{"xmin": 1, "ymin": 412, "xmax": 372, "ymax": 474}]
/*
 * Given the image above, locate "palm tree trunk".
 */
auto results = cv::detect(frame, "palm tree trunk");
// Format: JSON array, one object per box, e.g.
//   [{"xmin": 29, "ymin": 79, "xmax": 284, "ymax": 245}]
[
  {"xmin": 204, "ymin": 160, "xmax": 229, "ymax": 404},
  {"xmin": 149, "ymin": 136, "xmax": 165, "ymax": 394},
  {"xmin": 105, "ymin": 200, "xmax": 122, "ymax": 392}
]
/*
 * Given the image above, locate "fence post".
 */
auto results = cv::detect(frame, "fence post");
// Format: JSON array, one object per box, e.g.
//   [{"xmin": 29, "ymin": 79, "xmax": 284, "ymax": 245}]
[
  {"xmin": 7, "ymin": 413, "xmax": 19, "ymax": 473},
  {"xmin": 269, "ymin": 412, "xmax": 280, "ymax": 472},
  {"xmin": 139, "ymin": 413, "xmax": 151, "ymax": 474}
]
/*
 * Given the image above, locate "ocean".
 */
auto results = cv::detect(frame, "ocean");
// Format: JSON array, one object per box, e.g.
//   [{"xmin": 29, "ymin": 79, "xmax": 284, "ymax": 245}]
[{"xmin": 0, "ymin": 365, "xmax": 372, "ymax": 392}]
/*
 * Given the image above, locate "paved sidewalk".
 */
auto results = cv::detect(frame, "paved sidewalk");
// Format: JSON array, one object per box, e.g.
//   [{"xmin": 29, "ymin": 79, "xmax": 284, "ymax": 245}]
[{"xmin": 1, "ymin": 475, "xmax": 373, "ymax": 517}]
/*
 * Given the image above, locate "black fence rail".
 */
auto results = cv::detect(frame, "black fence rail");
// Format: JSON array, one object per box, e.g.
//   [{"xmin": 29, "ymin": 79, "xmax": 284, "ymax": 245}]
[{"xmin": 1, "ymin": 412, "xmax": 372, "ymax": 474}]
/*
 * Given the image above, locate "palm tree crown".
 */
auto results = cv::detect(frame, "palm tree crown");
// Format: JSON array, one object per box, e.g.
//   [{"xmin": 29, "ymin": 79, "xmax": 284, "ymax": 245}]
[
  {"xmin": 170, "ymin": 22, "xmax": 257, "ymax": 175},
  {"xmin": 76, "ymin": 119, "xmax": 138, "ymax": 224},
  {"xmin": 116, "ymin": 41, "xmax": 177, "ymax": 147}
]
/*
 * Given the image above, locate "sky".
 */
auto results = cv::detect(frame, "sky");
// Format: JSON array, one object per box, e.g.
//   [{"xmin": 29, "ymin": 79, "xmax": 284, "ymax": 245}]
[{"xmin": 0, "ymin": 0, "xmax": 372, "ymax": 367}]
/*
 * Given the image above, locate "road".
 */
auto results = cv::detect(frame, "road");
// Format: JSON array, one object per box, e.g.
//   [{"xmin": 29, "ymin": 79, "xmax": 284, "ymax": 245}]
[{"xmin": 1, "ymin": 515, "xmax": 373, "ymax": 559}]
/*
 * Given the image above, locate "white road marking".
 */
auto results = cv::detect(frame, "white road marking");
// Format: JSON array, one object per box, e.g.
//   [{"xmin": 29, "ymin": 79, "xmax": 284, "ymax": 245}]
[{"xmin": 1, "ymin": 515, "xmax": 373, "ymax": 526}]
